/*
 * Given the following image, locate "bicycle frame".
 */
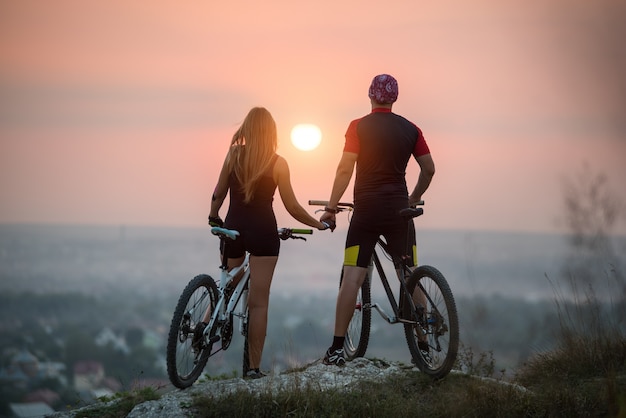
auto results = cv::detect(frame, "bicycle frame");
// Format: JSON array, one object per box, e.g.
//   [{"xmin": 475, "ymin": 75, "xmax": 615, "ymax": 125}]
[
  {"xmin": 310, "ymin": 200, "xmax": 438, "ymax": 333},
  {"xmin": 369, "ymin": 238, "xmax": 453, "ymax": 344},
  {"xmin": 368, "ymin": 240, "xmax": 419, "ymax": 325},
  {"xmin": 200, "ymin": 226, "xmax": 313, "ymax": 354},
  {"xmin": 166, "ymin": 226, "xmax": 315, "ymax": 388},
  {"xmin": 200, "ymin": 248, "xmax": 251, "ymax": 354}
]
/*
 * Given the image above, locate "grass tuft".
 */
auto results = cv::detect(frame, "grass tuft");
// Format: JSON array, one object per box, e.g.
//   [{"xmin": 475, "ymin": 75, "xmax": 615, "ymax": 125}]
[{"xmin": 73, "ymin": 386, "xmax": 161, "ymax": 418}]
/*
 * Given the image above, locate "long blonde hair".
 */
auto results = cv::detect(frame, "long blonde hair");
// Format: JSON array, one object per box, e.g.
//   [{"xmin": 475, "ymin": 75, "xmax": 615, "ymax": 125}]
[{"xmin": 226, "ymin": 107, "xmax": 278, "ymax": 203}]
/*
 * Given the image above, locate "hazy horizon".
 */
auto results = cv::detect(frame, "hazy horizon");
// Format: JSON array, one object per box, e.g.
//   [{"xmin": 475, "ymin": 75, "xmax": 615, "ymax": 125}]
[{"xmin": 3, "ymin": 222, "xmax": 624, "ymax": 304}]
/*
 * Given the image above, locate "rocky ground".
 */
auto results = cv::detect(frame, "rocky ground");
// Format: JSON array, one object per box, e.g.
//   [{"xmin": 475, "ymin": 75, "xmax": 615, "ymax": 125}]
[{"xmin": 47, "ymin": 358, "xmax": 416, "ymax": 418}]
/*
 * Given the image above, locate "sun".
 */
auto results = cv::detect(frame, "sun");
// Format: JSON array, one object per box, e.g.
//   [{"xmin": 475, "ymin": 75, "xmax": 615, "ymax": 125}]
[{"xmin": 290, "ymin": 124, "xmax": 322, "ymax": 151}]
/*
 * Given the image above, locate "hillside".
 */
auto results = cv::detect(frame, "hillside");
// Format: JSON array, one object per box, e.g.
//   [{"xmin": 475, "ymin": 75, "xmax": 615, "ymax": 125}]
[
  {"xmin": 46, "ymin": 359, "xmax": 500, "ymax": 417},
  {"xmin": 47, "ymin": 350, "xmax": 626, "ymax": 417}
]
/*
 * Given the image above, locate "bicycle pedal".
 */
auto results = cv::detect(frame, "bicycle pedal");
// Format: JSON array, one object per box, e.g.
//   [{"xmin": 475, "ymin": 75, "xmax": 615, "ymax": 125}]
[{"xmin": 209, "ymin": 335, "xmax": 220, "ymax": 344}]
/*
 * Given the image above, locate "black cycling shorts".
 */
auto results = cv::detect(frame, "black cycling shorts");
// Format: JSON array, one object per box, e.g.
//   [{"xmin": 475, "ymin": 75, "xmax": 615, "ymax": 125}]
[
  {"xmin": 344, "ymin": 203, "xmax": 417, "ymax": 268},
  {"xmin": 220, "ymin": 226, "xmax": 280, "ymax": 258},
  {"xmin": 222, "ymin": 206, "xmax": 280, "ymax": 258}
]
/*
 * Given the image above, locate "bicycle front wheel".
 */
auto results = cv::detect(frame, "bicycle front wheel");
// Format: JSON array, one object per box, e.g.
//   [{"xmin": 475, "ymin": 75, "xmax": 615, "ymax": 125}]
[
  {"xmin": 403, "ymin": 265, "xmax": 459, "ymax": 379},
  {"xmin": 166, "ymin": 274, "xmax": 219, "ymax": 389},
  {"xmin": 340, "ymin": 266, "xmax": 372, "ymax": 360}
]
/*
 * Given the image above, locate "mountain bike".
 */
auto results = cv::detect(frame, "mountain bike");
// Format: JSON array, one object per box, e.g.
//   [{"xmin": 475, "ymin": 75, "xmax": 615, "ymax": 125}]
[
  {"xmin": 166, "ymin": 226, "xmax": 313, "ymax": 389},
  {"xmin": 310, "ymin": 200, "xmax": 459, "ymax": 379}
]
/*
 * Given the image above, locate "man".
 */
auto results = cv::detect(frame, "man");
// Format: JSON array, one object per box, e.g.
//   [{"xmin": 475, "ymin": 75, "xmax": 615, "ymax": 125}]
[{"xmin": 320, "ymin": 74, "xmax": 435, "ymax": 366}]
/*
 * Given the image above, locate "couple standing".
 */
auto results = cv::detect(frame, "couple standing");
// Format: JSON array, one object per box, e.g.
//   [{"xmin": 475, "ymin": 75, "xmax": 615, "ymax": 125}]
[{"xmin": 207, "ymin": 74, "xmax": 435, "ymax": 378}]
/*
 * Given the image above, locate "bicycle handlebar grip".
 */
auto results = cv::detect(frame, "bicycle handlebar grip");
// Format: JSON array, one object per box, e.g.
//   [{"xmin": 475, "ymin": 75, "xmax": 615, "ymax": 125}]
[
  {"xmin": 291, "ymin": 228, "xmax": 313, "ymax": 234},
  {"xmin": 308, "ymin": 200, "xmax": 328, "ymax": 206}
]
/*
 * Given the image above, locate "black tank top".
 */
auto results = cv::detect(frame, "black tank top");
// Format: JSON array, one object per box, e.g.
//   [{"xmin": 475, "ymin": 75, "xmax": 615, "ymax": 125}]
[
  {"xmin": 223, "ymin": 154, "xmax": 280, "ymax": 256},
  {"xmin": 227, "ymin": 154, "xmax": 278, "ymax": 212}
]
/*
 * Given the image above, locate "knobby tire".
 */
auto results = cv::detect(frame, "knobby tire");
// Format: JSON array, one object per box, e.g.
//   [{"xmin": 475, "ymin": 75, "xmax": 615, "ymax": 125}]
[
  {"xmin": 403, "ymin": 265, "xmax": 459, "ymax": 379},
  {"xmin": 166, "ymin": 274, "xmax": 219, "ymax": 389}
]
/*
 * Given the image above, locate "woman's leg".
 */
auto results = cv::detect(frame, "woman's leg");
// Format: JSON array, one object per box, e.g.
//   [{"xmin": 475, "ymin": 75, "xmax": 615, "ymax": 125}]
[{"xmin": 246, "ymin": 255, "xmax": 278, "ymax": 370}]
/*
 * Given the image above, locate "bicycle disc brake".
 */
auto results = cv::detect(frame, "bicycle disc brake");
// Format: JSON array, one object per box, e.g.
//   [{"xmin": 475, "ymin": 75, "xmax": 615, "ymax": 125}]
[{"xmin": 179, "ymin": 313, "xmax": 193, "ymax": 343}]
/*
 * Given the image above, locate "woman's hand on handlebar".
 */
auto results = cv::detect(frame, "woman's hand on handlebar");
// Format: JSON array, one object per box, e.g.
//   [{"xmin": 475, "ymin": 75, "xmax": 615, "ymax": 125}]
[
  {"xmin": 208, "ymin": 215, "xmax": 224, "ymax": 227},
  {"xmin": 319, "ymin": 211, "xmax": 336, "ymax": 231},
  {"xmin": 320, "ymin": 219, "xmax": 336, "ymax": 231}
]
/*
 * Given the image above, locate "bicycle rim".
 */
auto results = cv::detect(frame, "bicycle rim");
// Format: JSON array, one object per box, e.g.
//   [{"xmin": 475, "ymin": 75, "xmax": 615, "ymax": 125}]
[
  {"xmin": 403, "ymin": 265, "xmax": 459, "ymax": 379},
  {"xmin": 341, "ymin": 267, "xmax": 371, "ymax": 360},
  {"xmin": 166, "ymin": 274, "xmax": 219, "ymax": 389}
]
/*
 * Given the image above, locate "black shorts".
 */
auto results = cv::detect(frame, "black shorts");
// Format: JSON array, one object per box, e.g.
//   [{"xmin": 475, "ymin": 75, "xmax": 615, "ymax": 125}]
[
  {"xmin": 344, "ymin": 201, "xmax": 417, "ymax": 268},
  {"xmin": 220, "ymin": 226, "xmax": 280, "ymax": 258},
  {"xmin": 222, "ymin": 209, "xmax": 280, "ymax": 258}
]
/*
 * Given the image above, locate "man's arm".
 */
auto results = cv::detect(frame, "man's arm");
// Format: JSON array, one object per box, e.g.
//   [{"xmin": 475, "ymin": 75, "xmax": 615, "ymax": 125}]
[
  {"xmin": 409, "ymin": 153, "xmax": 435, "ymax": 206},
  {"xmin": 327, "ymin": 152, "xmax": 357, "ymax": 209},
  {"xmin": 320, "ymin": 152, "xmax": 357, "ymax": 223}
]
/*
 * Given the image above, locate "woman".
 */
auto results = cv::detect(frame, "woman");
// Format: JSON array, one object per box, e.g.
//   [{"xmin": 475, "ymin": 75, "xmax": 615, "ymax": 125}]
[{"xmin": 208, "ymin": 107, "xmax": 328, "ymax": 379}]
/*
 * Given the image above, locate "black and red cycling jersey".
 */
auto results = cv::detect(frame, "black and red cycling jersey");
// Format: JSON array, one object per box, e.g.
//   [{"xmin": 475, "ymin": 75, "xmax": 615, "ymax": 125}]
[
  {"xmin": 342, "ymin": 108, "xmax": 430, "ymax": 268},
  {"xmin": 344, "ymin": 108, "xmax": 430, "ymax": 206}
]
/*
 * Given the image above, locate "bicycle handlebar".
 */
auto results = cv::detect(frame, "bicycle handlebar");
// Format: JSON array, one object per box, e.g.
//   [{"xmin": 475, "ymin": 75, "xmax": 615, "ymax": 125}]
[
  {"xmin": 287, "ymin": 228, "xmax": 313, "ymax": 235},
  {"xmin": 278, "ymin": 228, "xmax": 313, "ymax": 240},
  {"xmin": 308, "ymin": 200, "xmax": 425, "ymax": 211},
  {"xmin": 211, "ymin": 226, "xmax": 313, "ymax": 241},
  {"xmin": 308, "ymin": 200, "xmax": 354, "ymax": 211}
]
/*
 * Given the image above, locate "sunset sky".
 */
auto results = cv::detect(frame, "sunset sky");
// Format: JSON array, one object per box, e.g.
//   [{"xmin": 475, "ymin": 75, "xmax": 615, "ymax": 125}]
[{"xmin": 1, "ymin": 0, "xmax": 625, "ymax": 234}]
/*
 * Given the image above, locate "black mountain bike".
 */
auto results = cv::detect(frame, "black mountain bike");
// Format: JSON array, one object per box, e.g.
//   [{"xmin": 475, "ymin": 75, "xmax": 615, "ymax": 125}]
[{"xmin": 310, "ymin": 200, "xmax": 459, "ymax": 379}]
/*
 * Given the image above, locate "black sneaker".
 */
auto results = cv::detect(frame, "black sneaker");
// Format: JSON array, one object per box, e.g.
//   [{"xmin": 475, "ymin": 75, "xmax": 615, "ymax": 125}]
[
  {"xmin": 244, "ymin": 368, "xmax": 267, "ymax": 379},
  {"xmin": 323, "ymin": 347, "xmax": 346, "ymax": 367}
]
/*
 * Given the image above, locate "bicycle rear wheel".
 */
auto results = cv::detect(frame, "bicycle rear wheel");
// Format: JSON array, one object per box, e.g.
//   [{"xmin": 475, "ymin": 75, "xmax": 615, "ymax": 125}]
[
  {"xmin": 340, "ymin": 265, "xmax": 372, "ymax": 360},
  {"xmin": 166, "ymin": 274, "xmax": 219, "ymax": 389},
  {"xmin": 403, "ymin": 265, "xmax": 458, "ymax": 379}
]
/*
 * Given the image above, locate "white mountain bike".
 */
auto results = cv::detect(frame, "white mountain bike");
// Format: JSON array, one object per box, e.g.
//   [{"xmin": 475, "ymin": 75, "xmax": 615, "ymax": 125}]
[{"xmin": 166, "ymin": 226, "xmax": 313, "ymax": 389}]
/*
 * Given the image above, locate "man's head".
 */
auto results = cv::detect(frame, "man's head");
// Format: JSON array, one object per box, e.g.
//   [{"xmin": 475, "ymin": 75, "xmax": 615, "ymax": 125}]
[{"xmin": 368, "ymin": 74, "xmax": 398, "ymax": 105}]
